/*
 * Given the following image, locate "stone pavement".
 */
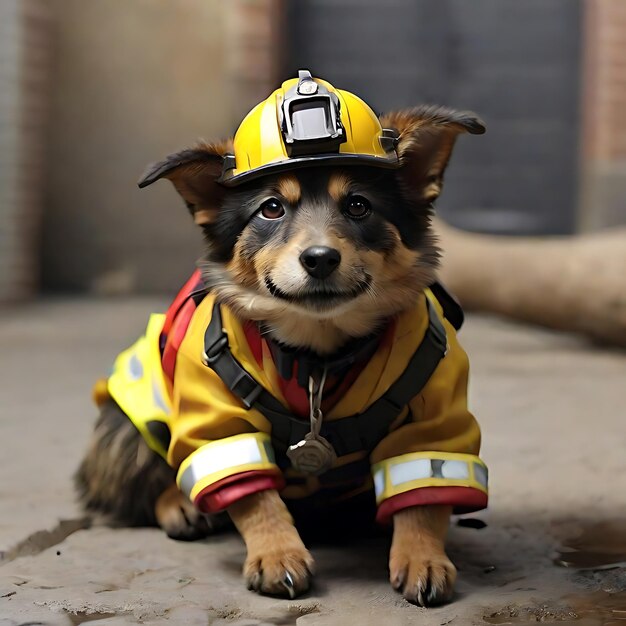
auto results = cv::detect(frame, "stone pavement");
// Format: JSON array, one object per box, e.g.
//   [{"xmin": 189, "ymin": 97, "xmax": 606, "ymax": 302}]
[{"xmin": 1, "ymin": 298, "xmax": 625, "ymax": 625}]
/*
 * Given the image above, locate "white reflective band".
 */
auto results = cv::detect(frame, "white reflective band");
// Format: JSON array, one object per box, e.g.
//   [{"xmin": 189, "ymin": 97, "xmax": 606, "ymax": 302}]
[
  {"xmin": 441, "ymin": 460, "xmax": 470, "ymax": 480},
  {"xmin": 389, "ymin": 458, "xmax": 431, "ymax": 486},
  {"xmin": 473, "ymin": 462, "xmax": 488, "ymax": 488},
  {"xmin": 372, "ymin": 451, "xmax": 488, "ymax": 503},
  {"xmin": 177, "ymin": 433, "xmax": 277, "ymax": 500},
  {"xmin": 373, "ymin": 468, "xmax": 385, "ymax": 498}
]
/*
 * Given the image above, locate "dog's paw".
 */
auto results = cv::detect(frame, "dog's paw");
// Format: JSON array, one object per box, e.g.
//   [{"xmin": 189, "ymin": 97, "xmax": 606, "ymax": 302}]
[
  {"xmin": 389, "ymin": 548, "xmax": 456, "ymax": 607},
  {"xmin": 155, "ymin": 484, "xmax": 228, "ymax": 541},
  {"xmin": 244, "ymin": 544, "xmax": 315, "ymax": 598}
]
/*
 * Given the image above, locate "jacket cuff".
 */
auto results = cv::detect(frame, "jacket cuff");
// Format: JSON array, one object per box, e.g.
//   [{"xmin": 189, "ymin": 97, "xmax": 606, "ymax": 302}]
[
  {"xmin": 195, "ymin": 470, "xmax": 285, "ymax": 513},
  {"xmin": 176, "ymin": 432, "xmax": 279, "ymax": 503},
  {"xmin": 375, "ymin": 486, "xmax": 488, "ymax": 525},
  {"xmin": 372, "ymin": 450, "xmax": 488, "ymax": 524}
]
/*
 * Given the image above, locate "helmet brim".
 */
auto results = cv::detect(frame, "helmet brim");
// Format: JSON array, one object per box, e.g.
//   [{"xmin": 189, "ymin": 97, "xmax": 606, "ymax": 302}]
[{"xmin": 218, "ymin": 153, "xmax": 400, "ymax": 187}]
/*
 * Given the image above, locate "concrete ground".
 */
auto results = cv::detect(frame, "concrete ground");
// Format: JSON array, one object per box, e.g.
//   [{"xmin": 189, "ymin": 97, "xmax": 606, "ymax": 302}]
[{"xmin": 1, "ymin": 298, "xmax": 625, "ymax": 626}]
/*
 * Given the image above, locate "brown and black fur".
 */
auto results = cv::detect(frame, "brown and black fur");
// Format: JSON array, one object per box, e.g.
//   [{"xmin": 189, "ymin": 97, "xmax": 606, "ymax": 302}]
[
  {"xmin": 76, "ymin": 105, "xmax": 484, "ymax": 605},
  {"xmin": 75, "ymin": 400, "xmax": 226, "ymax": 539}
]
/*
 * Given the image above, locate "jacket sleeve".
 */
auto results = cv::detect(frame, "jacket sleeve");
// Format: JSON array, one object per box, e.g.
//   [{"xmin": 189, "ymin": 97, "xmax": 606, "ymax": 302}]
[
  {"xmin": 370, "ymin": 319, "xmax": 488, "ymax": 524},
  {"xmin": 168, "ymin": 312, "xmax": 284, "ymax": 513}
]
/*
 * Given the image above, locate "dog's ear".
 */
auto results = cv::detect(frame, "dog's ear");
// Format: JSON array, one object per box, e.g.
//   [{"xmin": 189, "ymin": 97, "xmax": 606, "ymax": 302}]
[
  {"xmin": 380, "ymin": 106, "xmax": 485, "ymax": 204},
  {"xmin": 138, "ymin": 139, "xmax": 234, "ymax": 225}
]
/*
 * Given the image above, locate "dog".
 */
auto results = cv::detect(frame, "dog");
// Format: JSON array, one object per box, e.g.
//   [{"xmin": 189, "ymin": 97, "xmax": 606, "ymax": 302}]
[{"xmin": 75, "ymin": 70, "xmax": 487, "ymax": 607}]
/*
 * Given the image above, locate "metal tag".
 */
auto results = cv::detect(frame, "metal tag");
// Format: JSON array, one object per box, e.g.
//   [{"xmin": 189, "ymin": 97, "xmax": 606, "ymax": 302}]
[
  {"xmin": 287, "ymin": 432, "xmax": 336, "ymax": 475},
  {"xmin": 286, "ymin": 367, "xmax": 337, "ymax": 475}
]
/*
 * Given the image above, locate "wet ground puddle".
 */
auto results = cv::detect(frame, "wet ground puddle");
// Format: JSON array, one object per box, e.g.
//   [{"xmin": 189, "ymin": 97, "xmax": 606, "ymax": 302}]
[
  {"xmin": 484, "ymin": 520, "xmax": 626, "ymax": 625},
  {"xmin": 554, "ymin": 521, "xmax": 626, "ymax": 570}
]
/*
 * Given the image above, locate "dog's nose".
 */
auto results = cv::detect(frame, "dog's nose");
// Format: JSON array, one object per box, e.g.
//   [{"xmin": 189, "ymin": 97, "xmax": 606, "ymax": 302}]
[{"xmin": 299, "ymin": 246, "xmax": 341, "ymax": 279}]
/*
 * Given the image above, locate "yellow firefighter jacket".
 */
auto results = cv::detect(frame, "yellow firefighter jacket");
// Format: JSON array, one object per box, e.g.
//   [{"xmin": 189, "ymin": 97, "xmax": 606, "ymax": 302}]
[{"xmin": 101, "ymin": 285, "xmax": 488, "ymax": 524}]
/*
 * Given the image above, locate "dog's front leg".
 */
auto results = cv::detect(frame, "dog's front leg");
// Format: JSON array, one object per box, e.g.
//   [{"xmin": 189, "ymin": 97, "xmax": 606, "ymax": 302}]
[
  {"xmin": 389, "ymin": 504, "xmax": 456, "ymax": 606},
  {"xmin": 228, "ymin": 489, "xmax": 314, "ymax": 598}
]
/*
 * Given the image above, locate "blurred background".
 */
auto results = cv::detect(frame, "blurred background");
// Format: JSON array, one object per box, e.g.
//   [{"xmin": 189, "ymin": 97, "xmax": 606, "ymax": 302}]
[
  {"xmin": 1, "ymin": 5, "xmax": 625, "ymax": 621},
  {"xmin": 1, "ymin": 0, "xmax": 625, "ymax": 303}
]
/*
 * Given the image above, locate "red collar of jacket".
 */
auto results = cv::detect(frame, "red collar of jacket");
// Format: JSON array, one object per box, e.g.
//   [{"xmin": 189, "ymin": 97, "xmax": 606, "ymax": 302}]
[{"xmin": 242, "ymin": 321, "xmax": 395, "ymax": 418}]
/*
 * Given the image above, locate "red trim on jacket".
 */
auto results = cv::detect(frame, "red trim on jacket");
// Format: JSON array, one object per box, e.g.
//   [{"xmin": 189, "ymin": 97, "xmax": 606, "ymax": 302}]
[
  {"xmin": 241, "ymin": 320, "xmax": 397, "ymax": 419},
  {"xmin": 243, "ymin": 321, "xmax": 264, "ymax": 364},
  {"xmin": 161, "ymin": 270, "xmax": 204, "ymax": 382},
  {"xmin": 195, "ymin": 470, "xmax": 285, "ymax": 513},
  {"xmin": 375, "ymin": 486, "xmax": 488, "ymax": 525},
  {"xmin": 162, "ymin": 298, "xmax": 198, "ymax": 382},
  {"xmin": 162, "ymin": 270, "xmax": 202, "ymax": 336}
]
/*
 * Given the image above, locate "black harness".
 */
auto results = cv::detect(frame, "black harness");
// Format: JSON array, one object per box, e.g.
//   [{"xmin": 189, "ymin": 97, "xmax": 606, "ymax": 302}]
[{"xmin": 202, "ymin": 289, "xmax": 458, "ymax": 471}]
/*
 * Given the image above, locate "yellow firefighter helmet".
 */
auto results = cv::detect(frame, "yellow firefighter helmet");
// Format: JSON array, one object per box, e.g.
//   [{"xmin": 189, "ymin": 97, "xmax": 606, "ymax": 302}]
[{"xmin": 219, "ymin": 70, "xmax": 399, "ymax": 186}]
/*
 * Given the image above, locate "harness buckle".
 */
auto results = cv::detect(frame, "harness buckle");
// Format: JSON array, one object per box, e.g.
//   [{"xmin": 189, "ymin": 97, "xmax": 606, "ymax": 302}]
[
  {"xmin": 230, "ymin": 370, "xmax": 263, "ymax": 409},
  {"xmin": 202, "ymin": 333, "xmax": 229, "ymax": 365}
]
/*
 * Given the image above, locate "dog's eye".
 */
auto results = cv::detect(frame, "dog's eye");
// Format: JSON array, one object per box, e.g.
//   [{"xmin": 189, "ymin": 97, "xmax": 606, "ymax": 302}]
[
  {"xmin": 344, "ymin": 195, "xmax": 371, "ymax": 219},
  {"xmin": 259, "ymin": 199, "xmax": 285, "ymax": 220}
]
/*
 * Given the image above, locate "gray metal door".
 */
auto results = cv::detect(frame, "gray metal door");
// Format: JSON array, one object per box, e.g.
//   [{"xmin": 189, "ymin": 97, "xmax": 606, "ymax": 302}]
[{"xmin": 286, "ymin": 0, "xmax": 582, "ymax": 234}]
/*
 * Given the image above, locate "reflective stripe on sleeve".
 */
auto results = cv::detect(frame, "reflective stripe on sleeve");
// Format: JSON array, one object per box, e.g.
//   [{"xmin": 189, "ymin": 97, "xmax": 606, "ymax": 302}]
[
  {"xmin": 371, "ymin": 451, "xmax": 488, "ymax": 505},
  {"xmin": 176, "ymin": 432, "xmax": 279, "ymax": 502}
]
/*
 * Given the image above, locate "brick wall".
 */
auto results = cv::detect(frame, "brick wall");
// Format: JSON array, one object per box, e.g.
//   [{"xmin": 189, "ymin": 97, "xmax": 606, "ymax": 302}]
[
  {"xmin": 226, "ymin": 0, "xmax": 285, "ymax": 123},
  {"xmin": 579, "ymin": 0, "xmax": 626, "ymax": 229},
  {"xmin": 0, "ymin": 1, "xmax": 51, "ymax": 302},
  {"xmin": 582, "ymin": 0, "xmax": 626, "ymax": 163}
]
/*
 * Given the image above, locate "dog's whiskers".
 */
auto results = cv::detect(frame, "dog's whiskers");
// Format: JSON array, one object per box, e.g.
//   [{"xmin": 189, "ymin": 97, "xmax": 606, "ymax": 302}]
[{"xmin": 259, "ymin": 325, "xmax": 279, "ymax": 338}]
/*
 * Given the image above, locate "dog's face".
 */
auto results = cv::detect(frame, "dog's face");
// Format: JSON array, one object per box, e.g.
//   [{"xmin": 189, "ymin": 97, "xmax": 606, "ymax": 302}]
[
  {"xmin": 209, "ymin": 166, "xmax": 438, "ymax": 321},
  {"xmin": 140, "ymin": 106, "xmax": 484, "ymax": 350}
]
